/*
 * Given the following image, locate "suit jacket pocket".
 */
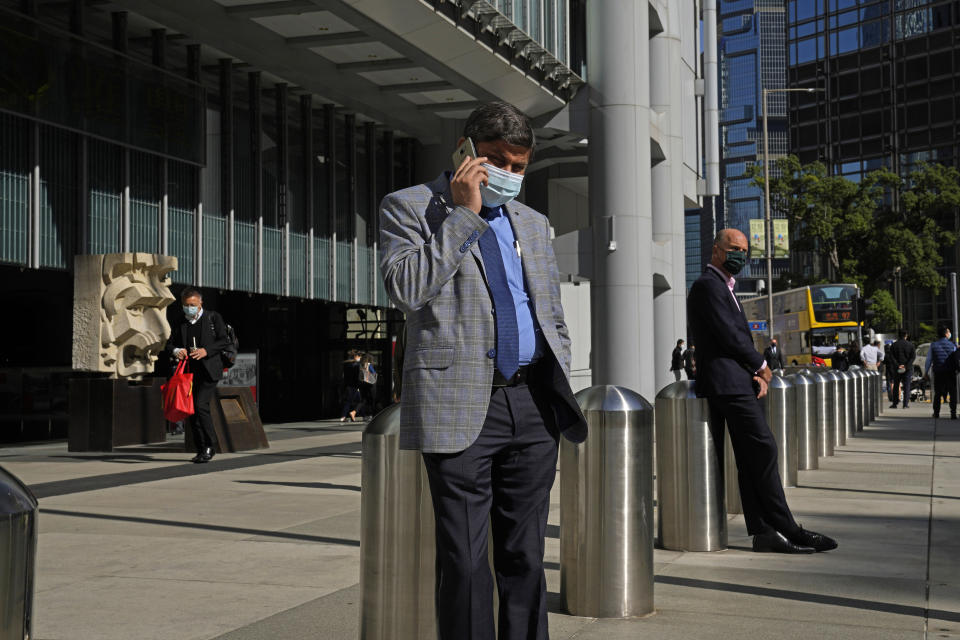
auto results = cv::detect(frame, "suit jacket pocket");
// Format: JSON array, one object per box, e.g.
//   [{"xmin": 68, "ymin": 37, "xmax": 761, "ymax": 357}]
[{"xmin": 405, "ymin": 346, "xmax": 455, "ymax": 370}]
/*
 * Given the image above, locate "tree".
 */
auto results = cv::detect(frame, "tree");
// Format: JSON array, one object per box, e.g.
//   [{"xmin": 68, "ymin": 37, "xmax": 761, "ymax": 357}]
[
  {"xmin": 746, "ymin": 157, "xmax": 958, "ymax": 320},
  {"xmin": 867, "ymin": 289, "xmax": 901, "ymax": 333}
]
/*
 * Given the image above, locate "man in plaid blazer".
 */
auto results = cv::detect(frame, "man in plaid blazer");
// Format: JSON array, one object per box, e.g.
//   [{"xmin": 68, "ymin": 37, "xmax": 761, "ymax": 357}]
[{"xmin": 380, "ymin": 102, "xmax": 587, "ymax": 640}]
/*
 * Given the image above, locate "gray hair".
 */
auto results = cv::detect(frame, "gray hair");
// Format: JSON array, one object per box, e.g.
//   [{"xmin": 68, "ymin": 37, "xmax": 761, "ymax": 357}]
[{"xmin": 463, "ymin": 101, "xmax": 535, "ymax": 149}]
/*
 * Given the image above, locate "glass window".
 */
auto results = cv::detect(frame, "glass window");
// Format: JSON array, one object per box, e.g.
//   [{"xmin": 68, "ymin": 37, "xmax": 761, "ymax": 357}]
[
  {"xmin": 861, "ymin": 3, "xmax": 887, "ymax": 20},
  {"xmin": 797, "ymin": 0, "xmax": 816, "ymax": 20},
  {"xmin": 798, "ymin": 37, "xmax": 817, "ymax": 62},
  {"xmin": 798, "ymin": 21, "xmax": 817, "ymax": 37},
  {"xmin": 838, "ymin": 9, "xmax": 858, "ymax": 26},
  {"xmin": 838, "ymin": 0, "xmax": 857, "ymax": 9},
  {"xmin": 837, "ymin": 26, "xmax": 858, "ymax": 52},
  {"xmin": 861, "ymin": 20, "xmax": 883, "ymax": 47}
]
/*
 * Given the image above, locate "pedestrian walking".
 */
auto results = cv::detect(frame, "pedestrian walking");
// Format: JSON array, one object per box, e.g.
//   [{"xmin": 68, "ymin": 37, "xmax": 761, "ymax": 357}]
[
  {"xmin": 165, "ymin": 287, "xmax": 231, "ymax": 463},
  {"xmin": 763, "ymin": 338, "xmax": 784, "ymax": 370},
  {"xmin": 924, "ymin": 324, "xmax": 957, "ymax": 419},
  {"xmin": 683, "ymin": 344, "xmax": 697, "ymax": 380},
  {"xmin": 671, "ymin": 339, "xmax": 685, "ymax": 382},
  {"xmin": 340, "ymin": 350, "xmax": 363, "ymax": 422}
]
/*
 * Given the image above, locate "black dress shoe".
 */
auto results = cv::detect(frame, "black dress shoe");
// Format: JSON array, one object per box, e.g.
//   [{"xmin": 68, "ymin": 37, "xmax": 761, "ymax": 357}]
[
  {"xmin": 788, "ymin": 527, "xmax": 838, "ymax": 552},
  {"xmin": 190, "ymin": 451, "xmax": 207, "ymax": 463},
  {"xmin": 752, "ymin": 530, "xmax": 815, "ymax": 554}
]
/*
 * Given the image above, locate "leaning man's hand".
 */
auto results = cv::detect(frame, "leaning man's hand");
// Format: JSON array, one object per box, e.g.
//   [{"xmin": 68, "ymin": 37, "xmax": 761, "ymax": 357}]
[
  {"xmin": 190, "ymin": 348, "xmax": 208, "ymax": 360},
  {"xmin": 754, "ymin": 376, "xmax": 768, "ymax": 399}
]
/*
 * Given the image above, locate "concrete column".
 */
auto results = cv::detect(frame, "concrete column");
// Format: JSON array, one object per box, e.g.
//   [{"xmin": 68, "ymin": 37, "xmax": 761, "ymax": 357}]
[
  {"xmin": 587, "ymin": 0, "xmax": 654, "ymax": 400},
  {"xmin": 650, "ymin": 1, "xmax": 689, "ymax": 394}
]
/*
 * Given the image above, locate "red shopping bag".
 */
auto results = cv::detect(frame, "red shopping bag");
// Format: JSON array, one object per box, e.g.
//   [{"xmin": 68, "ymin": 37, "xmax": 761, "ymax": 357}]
[{"xmin": 161, "ymin": 359, "xmax": 195, "ymax": 423}]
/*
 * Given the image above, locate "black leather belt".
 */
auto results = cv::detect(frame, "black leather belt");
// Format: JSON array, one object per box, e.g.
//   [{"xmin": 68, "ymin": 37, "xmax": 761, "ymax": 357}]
[{"xmin": 492, "ymin": 364, "xmax": 535, "ymax": 387}]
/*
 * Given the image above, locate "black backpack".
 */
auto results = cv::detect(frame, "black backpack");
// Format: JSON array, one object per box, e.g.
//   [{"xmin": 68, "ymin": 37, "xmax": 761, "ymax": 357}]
[{"xmin": 221, "ymin": 323, "xmax": 239, "ymax": 369}]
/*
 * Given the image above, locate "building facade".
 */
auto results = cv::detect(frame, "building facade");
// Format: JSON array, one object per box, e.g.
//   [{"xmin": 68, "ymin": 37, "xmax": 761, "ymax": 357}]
[
  {"xmin": 718, "ymin": 0, "xmax": 791, "ymax": 293},
  {"xmin": 786, "ymin": 0, "xmax": 960, "ymax": 331},
  {"xmin": 0, "ymin": 0, "xmax": 709, "ymax": 441}
]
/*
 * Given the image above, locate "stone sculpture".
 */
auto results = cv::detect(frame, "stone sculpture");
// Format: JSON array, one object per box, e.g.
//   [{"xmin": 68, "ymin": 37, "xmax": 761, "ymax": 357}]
[{"xmin": 72, "ymin": 253, "xmax": 178, "ymax": 379}]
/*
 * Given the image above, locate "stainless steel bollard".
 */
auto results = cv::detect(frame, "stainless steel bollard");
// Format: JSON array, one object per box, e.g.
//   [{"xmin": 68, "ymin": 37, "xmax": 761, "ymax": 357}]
[
  {"xmin": 787, "ymin": 373, "xmax": 818, "ymax": 470},
  {"xmin": 359, "ymin": 405, "xmax": 437, "ymax": 640},
  {"xmin": 562, "ymin": 385, "xmax": 654, "ymax": 618},
  {"xmin": 654, "ymin": 381, "xmax": 726, "ymax": 552},
  {"xmin": 847, "ymin": 366, "xmax": 863, "ymax": 434},
  {"xmin": 765, "ymin": 375, "xmax": 798, "ymax": 487},
  {"xmin": 869, "ymin": 370, "xmax": 879, "ymax": 422},
  {"xmin": 724, "ymin": 429, "xmax": 742, "ymax": 515},
  {"xmin": 874, "ymin": 369, "xmax": 883, "ymax": 418},
  {"xmin": 0, "ymin": 465, "xmax": 37, "ymax": 640},
  {"xmin": 841, "ymin": 370, "xmax": 857, "ymax": 440},
  {"xmin": 827, "ymin": 371, "xmax": 848, "ymax": 447},
  {"xmin": 811, "ymin": 371, "xmax": 836, "ymax": 457},
  {"xmin": 860, "ymin": 368, "xmax": 872, "ymax": 426}
]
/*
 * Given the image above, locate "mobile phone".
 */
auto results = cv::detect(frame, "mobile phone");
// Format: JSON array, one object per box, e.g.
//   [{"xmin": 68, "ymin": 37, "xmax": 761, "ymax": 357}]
[{"xmin": 452, "ymin": 137, "xmax": 478, "ymax": 171}]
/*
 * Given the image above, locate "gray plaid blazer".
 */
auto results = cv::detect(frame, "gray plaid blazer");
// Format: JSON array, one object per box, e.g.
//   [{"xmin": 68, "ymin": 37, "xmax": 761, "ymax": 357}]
[{"xmin": 380, "ymin": 173, "xmax": 588, "ymax": 453}]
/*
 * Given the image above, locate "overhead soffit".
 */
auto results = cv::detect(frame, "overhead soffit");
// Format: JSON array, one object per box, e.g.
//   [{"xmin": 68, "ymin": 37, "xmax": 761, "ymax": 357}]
[{"xmin": 112, "ymin": 0, "xmax": 580, "ymax": 142}]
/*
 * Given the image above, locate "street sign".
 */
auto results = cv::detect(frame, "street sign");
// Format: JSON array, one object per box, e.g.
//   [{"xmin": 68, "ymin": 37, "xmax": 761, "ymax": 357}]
[{"xmin": 749, "ymin": 321, "xmax": 768, "ymax": 332}]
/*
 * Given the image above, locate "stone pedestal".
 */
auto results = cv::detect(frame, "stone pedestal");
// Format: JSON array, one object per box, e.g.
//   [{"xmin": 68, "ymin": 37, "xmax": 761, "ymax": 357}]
[
  {"xmin": 68, "ymin": 378, "xmax": 166, "ymax": 451},
  {"xmin": 184, "ymin": 386, "xmax": 268, "ymax": 453}
]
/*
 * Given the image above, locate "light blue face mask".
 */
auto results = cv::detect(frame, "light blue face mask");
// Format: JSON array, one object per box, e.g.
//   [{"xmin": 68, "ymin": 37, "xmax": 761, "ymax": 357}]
[
  {"xmin": 183, "ymin": 305, "xmax": 199, "ymax": 317},
  {"xmin": 480, "ymin": 163, "xmax": 524, "ymax": 208}
]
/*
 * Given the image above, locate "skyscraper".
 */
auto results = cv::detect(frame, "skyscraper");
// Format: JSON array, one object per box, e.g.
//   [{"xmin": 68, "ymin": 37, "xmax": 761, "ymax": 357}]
[
  {"xmin": 718, "ymin": 0, "xmax": 791, "ymax": 293},
  {"xmin": 786, "ymin": 0, "xmax": 960, "ymax": 330}
]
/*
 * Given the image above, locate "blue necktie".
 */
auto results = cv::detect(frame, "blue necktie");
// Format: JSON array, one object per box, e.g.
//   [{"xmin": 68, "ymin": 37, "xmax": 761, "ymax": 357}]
[{"xmin": 477, "ymin": 210, "xmax": 519, "ymax": 379}]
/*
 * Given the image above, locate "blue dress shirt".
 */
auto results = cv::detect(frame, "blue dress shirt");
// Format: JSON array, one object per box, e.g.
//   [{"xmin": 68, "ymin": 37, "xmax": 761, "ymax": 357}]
[{"xmin": 484, "ymin": 206, "xmax": 545, "ymax": 365}]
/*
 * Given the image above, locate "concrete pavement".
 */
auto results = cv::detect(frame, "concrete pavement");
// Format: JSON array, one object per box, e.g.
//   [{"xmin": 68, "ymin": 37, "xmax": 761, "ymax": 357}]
[{"xmin": 2, "ymin": 402, "xmax": 958, "ymax": 639}]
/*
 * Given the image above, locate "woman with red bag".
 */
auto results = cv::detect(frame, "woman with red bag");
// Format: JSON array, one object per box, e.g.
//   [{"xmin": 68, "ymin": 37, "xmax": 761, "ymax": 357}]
[{"xmin": 165, "ymin": 287, "xmax": 231, "ymax": 463}]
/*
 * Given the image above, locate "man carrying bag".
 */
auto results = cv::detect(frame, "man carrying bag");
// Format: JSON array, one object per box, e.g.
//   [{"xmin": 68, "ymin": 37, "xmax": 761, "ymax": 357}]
[{"xmin": 165, "ymin": 287, "xmax": 230, "ymax": 463}]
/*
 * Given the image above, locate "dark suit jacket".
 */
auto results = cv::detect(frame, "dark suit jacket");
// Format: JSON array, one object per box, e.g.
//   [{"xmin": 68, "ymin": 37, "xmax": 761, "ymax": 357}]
[
  {"xmin": 763, "ymin": 346, "xmax": 784, "ymax": 370},
  {"xmin": 889, "ymin": 339, "xmax": 916, "ymax": 370},
  {"xmin": 165, "ymin": 309, "xmax": 230, "ymax": 382},
  {"xmin": 687, "ymin": 267, "xmax": 764, "ymax": 397}
]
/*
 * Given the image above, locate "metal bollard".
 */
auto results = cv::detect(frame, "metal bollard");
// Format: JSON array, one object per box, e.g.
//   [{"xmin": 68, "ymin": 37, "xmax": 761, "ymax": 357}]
[
  {"xmin": 654, "ymin": 381, "xmax": 726, "ymax": 552},
  {"xmin": 827, "ymin": 371, "xmax": 848, "ymax": 447},
  {"xmin": 724, "ymin": 429, "xmax": 741, "ymax": 515},
  {"xmin": 811, "ymin": 371, "xmax": 835, "ymax": 457},
  {"xmin": 869, "ymin": 369, "xmax": 879, "ymax": 422},
  {"xmin": 847, "ymin": 366, "xmax": 863, "ymax": 434},
  {"xmin": 0, "ymin": 465, "xmax": 37, "ymax": 640},
  {"xmin": 765, "ymin": 375, "xmax": 798, "ymax": 488},
  {"xmin": 787, "ymin": 373, "xmax": 818, "ymax": 470},
  {"xmin": 359, "ymin": 405, "xmax": 436, "ymax": 640},
  {"xmin": 860, "ymin": 368, "xmax": 872, "ymax": 426},
  {"xmin": 874, "ymin": 369, "xmax": 883, "ymax": 418},
  {"xmin": 562, "ymin": 385, "xmax": 654, "ymax": 618},
  {"xmin": 841, "ymin": 370, "xmax": 857, "ymax": 440}
]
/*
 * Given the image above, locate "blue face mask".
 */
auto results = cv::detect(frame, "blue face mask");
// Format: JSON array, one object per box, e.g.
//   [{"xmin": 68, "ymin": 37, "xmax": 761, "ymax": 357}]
[
  {"xmin": 183, "ymin": 305, "xmax": 199, "ymax": 318},
  {"xmin": 480, "ymin": 163, "xmax": 524, "ymax": 208}
]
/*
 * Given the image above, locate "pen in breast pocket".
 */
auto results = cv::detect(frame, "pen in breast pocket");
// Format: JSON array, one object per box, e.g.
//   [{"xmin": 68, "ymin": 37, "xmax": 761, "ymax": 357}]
[{"xmin": 513, "ymin": 240, "xmax": 521, "ymax": 259}]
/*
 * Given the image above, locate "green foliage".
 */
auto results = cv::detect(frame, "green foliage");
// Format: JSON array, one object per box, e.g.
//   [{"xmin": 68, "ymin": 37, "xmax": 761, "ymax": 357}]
[
  {"xmin": 867, "ymin": 289, "xmax": 901, "ymax": 333},
  {"xmin": 747, "ymin": 158, "xmax": 958, "ymax": 329},
  {"xmin": 916, "ymin": 322, "xmax": 937, "ymax": 345}
]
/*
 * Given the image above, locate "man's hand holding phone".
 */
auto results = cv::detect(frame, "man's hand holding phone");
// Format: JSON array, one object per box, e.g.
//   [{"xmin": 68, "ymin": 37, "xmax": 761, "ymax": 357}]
[{"xmin": 450, "ymin": 138, "xmax": 489, "ymax": 215}]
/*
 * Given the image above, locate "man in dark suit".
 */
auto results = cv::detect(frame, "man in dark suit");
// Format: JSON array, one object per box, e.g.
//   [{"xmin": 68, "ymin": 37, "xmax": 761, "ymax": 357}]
[
  {"xmin": 683, "ymin": 344, "xmax": 697, "ymax": 380},
  {"xmin": 888, "ymin": 329, "xmax": 916, "ymax": 408},
  {"xmin": 688, "ymin": 229, "xmax": 837, "ymax": 554},
  {"xmin": 166, "ymin": 287, "xmax": 230, "ymax": 463},
  {"xmin": 671, "ymin": 339, "xmax": 685, "ymax": 381},
  {"xmin": 380, "ymin": 102, "xmax": 587, "ymax": 640},
  {"xmin": 763, "ymin": 339, "xmax": 785, "ymax": 370}
]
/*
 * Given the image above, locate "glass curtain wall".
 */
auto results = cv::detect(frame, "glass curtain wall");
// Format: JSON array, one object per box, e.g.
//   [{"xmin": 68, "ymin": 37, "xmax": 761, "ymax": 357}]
[{"xmin": 718, "ymin": 0, "xmax": 790, "ymax": 291}]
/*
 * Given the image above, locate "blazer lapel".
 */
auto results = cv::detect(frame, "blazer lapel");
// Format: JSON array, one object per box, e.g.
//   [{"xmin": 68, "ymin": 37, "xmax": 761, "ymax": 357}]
[{"xmin": 506, "ymin": 205, "xmax": 541, "ymax": 309}]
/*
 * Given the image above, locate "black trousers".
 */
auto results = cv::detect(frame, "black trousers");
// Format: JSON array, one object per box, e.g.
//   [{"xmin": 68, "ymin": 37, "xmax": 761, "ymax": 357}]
[
  {"xmin": 192, "ymin": 376, "xmax": 219, "ymax": 451},
  {"xmin": 933, "ymin": 372, "xmax": 957, "ymax": 417},
  {"xmin": 892, "ymin": 371, "xmax": 912, "ymax": 407},
  {"xmin": 708, "ymin": 394, "xmax": 799, "ymax": 537},
  {"xmin": 422, "ymin": 380, "xmax": 559, "ymax": 640}
]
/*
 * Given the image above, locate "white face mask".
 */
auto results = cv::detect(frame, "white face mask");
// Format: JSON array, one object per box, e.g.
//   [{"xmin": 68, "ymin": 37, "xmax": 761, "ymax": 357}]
[{"xmin": 480, "ymin": 163, "xmax": 524, "ymax": 208}]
